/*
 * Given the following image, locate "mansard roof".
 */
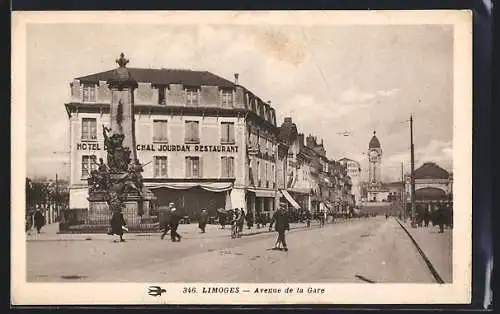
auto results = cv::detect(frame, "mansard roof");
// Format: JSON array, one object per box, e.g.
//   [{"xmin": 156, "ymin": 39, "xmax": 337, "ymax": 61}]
[{"xmin": 76, "ymin": 68, "xmax": 235, "ymax": 88}]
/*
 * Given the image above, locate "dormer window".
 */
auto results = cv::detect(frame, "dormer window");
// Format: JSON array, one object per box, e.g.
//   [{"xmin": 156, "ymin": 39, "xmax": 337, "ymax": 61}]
[
  {"xmin": 220, "ymin": 89, "xmax": 234, "ymax": 107},
  {"xmin": 82, "ymin": 83, "xmax": 96, "ymax": 102},
  {"xmin": 186, "ymin": 87, "xmax": 199, "ymax": 106}
]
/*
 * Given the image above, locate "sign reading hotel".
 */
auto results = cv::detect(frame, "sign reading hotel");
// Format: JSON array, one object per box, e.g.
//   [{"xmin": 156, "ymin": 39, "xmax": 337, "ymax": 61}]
[{"xmin": 76, "ymin": 142, "xmax": 239, "ymax": 153}]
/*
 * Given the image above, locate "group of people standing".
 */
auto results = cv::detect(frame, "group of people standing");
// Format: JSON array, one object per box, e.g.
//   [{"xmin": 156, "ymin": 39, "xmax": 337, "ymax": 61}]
[
  {"xmin": 25, "ymin": 206, "xmax": 46, "ymax": 234},
  {"xmin": 414, "ymin": 202, "xmax": 453, "ymax": 233}
]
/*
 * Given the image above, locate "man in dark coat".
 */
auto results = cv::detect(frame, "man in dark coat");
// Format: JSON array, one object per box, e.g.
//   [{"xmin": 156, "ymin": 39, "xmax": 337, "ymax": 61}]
[
  {"xmin": 246, "ymin": 210, "xmax": 254, "ymax": 229},
  {"xmin": 269, "ymin": 202, "xmax": 290, "ymax": 252},
  {"xmin": 33, "ymin": 207, "xmax": 45, "ymax": 234},
  {"xmin": 169, "ymin": 202, "xmax": 182, "ymax": 242},
  {"xmin": 198, "ymin": 209, "xmax": 208, "ymax": 233},
  {"xmin": 159, "ymin": 205, "xmax": 171, "ymax": 239}
]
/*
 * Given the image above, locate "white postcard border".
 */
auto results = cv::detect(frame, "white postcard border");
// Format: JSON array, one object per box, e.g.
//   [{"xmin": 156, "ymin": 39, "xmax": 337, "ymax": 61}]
[{"xmin": 11, "ymin": 10, "xmax": 472, "ymax": 305}]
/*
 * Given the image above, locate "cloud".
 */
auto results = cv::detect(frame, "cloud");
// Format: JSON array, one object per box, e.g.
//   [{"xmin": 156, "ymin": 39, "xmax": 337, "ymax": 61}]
[
  {"xmin": 383, "ymin": 139, "xmax": 452, "ymax": 180},
  {"xmin": 338, "ymin": 88, "xmax": 377, "ymax": 103},
  {"xmin": 376, "ymin": 88, "xmax": 400, "ymax": 97}
]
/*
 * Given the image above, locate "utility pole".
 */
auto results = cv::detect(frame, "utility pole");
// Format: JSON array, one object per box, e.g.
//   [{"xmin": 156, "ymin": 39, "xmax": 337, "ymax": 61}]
[
  {"xmin": 401, "ymin": 162, "xmax": 405, "ymax": 221},
  {"xmin": 410, "ymin": 115, "xmax": 416, "ymax": 226}
]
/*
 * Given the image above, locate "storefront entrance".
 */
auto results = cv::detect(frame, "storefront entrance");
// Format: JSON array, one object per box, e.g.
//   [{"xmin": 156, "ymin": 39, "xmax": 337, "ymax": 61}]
[{"xmin": 152, "ymin": 187, "xmax": 225, "ymax": 220}]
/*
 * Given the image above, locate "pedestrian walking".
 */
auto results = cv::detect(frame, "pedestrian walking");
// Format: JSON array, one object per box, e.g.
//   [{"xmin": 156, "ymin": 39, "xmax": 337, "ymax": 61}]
[
  {"xmin": 269, "ymin": 202, "xmax": 290, "ymax": 252},
  {"xmin": 230, "ymin": 208, "xmax": 241, "ymax": 238},
  {"xmin": 169, "ymin": 202, "xmax": 182, "ymax": 242},
  {"xmin": 109, "ymin": 211, "xmax": 127, "ymax": 242},
  {"xmin": 198, "ymin": 209, "xmax": 208, "ymax": 233},
  {"xmin": 158, "ymin": 205, "xmax": 171, "ymax": 239},
  {"xmin": 306, "ymin": 210, "xmax": 311, "ymax": 228},
  {"xmin": 238, "ymin": 209, "xmax": 245, "ymax": 233},
  {"xmin": 33, "ymin": 207, "xmax": 45, "ymax": 234},
  {"xmin": 219, "ymin": 211, "xmax": 227, "ymax": 229},
  {"xmin": 246, "ymin": 210, "xmax": 253, "ymax": 229},
  {"xmin": 436, "ymin": 203, "xmax": 445, "ymax": 233}
]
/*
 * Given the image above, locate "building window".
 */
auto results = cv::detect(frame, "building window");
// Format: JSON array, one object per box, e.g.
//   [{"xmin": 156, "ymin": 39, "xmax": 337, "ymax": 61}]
[
  {"xmin": 153, "ymin": 120, "xmax": 168, "ymax": 142},
  {"xmin": 81, "ymin": 155, "xmax": 97, "ymax": 178},
  {"xmin": 185, "ymin": 121, "xmax": 200, "ymax": 144},
  {"xmin": 221, "ymin": 122, "xmax": 235, "ymax": 144},
  {"xmin": 154, "ymin": 156, "xmax": 168, "ymax": 177},
  {"xmin": 221, "ymin": 156, "xmax": 235, "ymax": 178},
  {"xmin": 221, "ymin": 90, "xmax": 234, "ymax": 107},
  {"xmin": 265, "ymin": 163, "xmax": 269, "ymax": 188},
  {"xmin": 272, "ymin": 164, "xmax": 275, "ymax": 188},
  {"xmin": 186, "ymin": 156, "xmax": 201, "ymax": 178},
  {"xmin": 81, "ymin": 118, "xmax": 97, "ymax": 141},
  {"xmin": 158, "ymin": 87, "xmax": 167, "ymax": 105},
  {"xmin": 257, "ymin": 160, "xmax": 261, "ymax": 186},
  {"xmin": 82, "ymin": 84, "xmax": 96, "ymax": 102},
  {"xmin": 186, "ymin": 88, "xmax": 199, "ymax": 106}
]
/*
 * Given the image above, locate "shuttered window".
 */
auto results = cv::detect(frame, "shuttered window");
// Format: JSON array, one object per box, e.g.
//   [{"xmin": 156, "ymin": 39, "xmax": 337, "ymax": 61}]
[
  {"xmin": 221, "ymin": 156, "xmax": 235, "ymax": 178},
  {"xmin": 221, "ymin": 122, "xmax": 235, "ymax": 144},
  {"xmin": 185, "ymin": 157, "xmax": 201, "ymax": 178},
  {"xmin": 153, "ymin": 120, "xmax": 168, "ymax": 142},
  {"xmin": 82, "ymin": 155, "xmax": 97, "ymax": 178},
  {"xmin": 185, "ymin": 121, "xmax": 200, "ymax": 144},
  {"xmin": 81, "ymin": 118, "xmax": 97, "ymax": 141},
  {"xmin": 154, "ymin": 156, "xmax": 168, "ymax": 177}
]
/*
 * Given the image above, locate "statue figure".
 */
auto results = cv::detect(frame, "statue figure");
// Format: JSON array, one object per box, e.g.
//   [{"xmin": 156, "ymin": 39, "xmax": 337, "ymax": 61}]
[
  {"xmin": 88, "ymin": 170, "xmax": 99, "ymax": 193},
  {"xmin": 97, "ymin": 158, "xmax": 110, "ymax": 191}
]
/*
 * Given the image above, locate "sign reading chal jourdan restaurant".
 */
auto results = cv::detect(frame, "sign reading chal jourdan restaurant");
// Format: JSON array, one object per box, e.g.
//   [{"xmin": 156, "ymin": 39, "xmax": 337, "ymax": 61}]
[{"xmin": 76, "ymin": 142, "xmax": 239, "ymax": 153}]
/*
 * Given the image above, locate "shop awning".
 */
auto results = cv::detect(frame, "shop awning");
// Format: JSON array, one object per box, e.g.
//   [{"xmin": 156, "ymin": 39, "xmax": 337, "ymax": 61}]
[
  {"xmin": 280, "ymin": 190, "xmax": 301, "ymax": 210},
  {"xmin": 148, "ymin": 182, "xmax": 233, "ymax": 192},
  {"xmin": 248, "ymin": 189, "xmax": 276, "ymax": 198}
]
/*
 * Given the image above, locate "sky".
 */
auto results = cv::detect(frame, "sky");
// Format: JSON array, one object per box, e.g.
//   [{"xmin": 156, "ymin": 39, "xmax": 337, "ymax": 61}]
[{"xmin": 25, "ymin": 23, "xmax": 453, "ymax": 182}]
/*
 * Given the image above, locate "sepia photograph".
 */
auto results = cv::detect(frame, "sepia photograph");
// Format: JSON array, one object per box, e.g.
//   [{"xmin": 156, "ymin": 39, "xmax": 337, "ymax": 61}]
[{"xmin": 12, "ymin": 10, "xmax": 472, "ymax": 305}]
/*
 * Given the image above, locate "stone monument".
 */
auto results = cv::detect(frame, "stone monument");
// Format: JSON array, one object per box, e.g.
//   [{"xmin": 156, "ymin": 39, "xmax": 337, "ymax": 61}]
[{"xmin": 86, "ymin": 53, "xmax": 156, "ymax": 230}]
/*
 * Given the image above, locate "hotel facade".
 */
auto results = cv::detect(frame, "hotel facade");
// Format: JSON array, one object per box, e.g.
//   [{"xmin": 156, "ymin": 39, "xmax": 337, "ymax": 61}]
[{"xmin": 65, "ymin": 65, "xmax": 354, "ymax": 221}]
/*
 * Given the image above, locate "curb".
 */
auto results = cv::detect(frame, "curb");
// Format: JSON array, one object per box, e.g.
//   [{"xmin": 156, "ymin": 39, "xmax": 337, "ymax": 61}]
[
  {"xmin": 27, "ymin": 219, "xmax": 359, "ymax": 242},
  {"xmin": 395, "ymin": 218, "xmax": 445, "ymax": 284}
]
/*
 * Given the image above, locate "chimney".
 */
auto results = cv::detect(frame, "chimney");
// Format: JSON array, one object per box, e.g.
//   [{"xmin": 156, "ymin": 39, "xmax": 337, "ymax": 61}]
[
  {"xmin": 234, "ymin": 73, "xmax": 239, "ymax": 85},
  {"xmin": 284, "ymin": 117, "xmax": 292, "ymax": 123}
]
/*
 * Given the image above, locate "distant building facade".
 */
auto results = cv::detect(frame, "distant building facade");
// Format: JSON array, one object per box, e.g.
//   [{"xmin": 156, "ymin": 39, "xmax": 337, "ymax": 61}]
[
  {"xmin": 405, "ymin": 162, "xmax": 453, "ymax": 205},
  {"xmin": 338, "ymin": 157, "xmax": 362, "ymax": 205}
]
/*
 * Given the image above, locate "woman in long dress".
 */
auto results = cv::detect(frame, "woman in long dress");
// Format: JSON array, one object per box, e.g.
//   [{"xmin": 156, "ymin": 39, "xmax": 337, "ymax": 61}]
[{"xmin": 109, "ymin": 211, "xmax": 127, "ymax": 242}]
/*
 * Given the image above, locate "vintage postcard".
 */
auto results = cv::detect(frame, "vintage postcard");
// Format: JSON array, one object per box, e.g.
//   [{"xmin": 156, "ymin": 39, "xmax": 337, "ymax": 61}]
[{"xmin": 12, "ymin": 10, "xmax": 472, "ymax": 305}]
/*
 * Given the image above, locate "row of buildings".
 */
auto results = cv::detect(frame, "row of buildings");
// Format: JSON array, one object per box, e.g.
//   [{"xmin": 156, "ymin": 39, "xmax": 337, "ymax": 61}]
[{"xmin": 65, "ymin": 57, "xmax": 355, "ymax": 220}]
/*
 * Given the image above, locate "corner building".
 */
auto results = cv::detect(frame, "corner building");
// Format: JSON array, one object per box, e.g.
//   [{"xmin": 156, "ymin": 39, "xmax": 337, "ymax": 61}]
[{"xmin": 66, "ymin": 68, "xmax": 279, "ymax": 220}]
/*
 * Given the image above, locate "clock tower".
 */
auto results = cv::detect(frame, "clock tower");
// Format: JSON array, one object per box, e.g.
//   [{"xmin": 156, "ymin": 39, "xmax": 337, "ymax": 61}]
[{"xmin": 368, "ymin": 131, "xmax": 382, "ymax": 184}]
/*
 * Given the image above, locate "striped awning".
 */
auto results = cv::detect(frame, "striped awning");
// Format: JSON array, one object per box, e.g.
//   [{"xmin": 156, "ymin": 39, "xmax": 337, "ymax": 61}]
[{"xmin": 280, "ymin": 190, "xmax": 301, "ymax": 210}]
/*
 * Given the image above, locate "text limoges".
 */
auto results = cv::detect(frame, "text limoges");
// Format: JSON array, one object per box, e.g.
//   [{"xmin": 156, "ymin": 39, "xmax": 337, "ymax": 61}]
[{"xmin": 76, "ymin": 142, "xmax": 239, "ymax": 153}]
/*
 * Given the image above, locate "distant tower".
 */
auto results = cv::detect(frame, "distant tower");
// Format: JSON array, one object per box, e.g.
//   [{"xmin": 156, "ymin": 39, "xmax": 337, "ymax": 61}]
[{"xmin": 368, "ymin": 131, "xmax": 382, "ymax": 184}]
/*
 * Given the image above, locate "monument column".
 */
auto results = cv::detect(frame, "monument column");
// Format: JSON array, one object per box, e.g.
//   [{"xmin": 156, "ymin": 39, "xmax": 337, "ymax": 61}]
[{"xmin": 107, "ymin": 53, "xmax": 138, "ymax": 163}]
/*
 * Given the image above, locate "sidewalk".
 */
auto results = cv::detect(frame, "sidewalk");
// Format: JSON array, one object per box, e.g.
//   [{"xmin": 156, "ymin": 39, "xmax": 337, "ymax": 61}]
[
  {"xmin": 26, "ymin": 221, "xmax": 319, "ymax": 242},
  {"xmin": 397, "ymin": 219, "xmax": 453, "ymax": 283}
]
